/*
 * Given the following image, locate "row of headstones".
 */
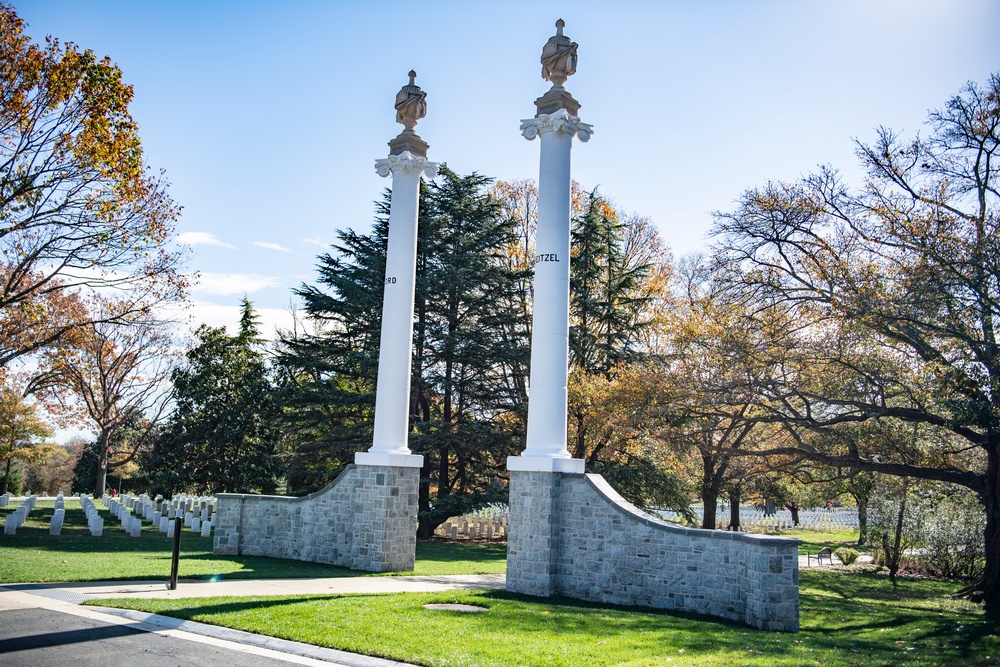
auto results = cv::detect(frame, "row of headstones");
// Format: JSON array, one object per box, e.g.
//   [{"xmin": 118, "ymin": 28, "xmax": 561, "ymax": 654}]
[
  {"xmin": 438, "ymin": 516, "xmax": 508, "ymax": 541},
  {"xmin": 104, "ymin": 493, "xmax": 217, "ymax": 539},
  {"xmin": 0, "ymin": 493, "xmax": 10, "ymax": 507},
  {"xmin": 49, "ymin": 493, "xmax": 67, "ymax": 535},
  {"xmin": 81, "ymin": 495, "xmax": 105, "ymax": 536},
  {"xmin": 2, "ymin": 495, "xmax": 38, "ymax": 535}
]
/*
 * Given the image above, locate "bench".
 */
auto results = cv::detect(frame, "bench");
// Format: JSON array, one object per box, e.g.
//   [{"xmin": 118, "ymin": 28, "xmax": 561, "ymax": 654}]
[{"xmin": 807, "ymin": 546, "xmax": 833, "ymax": 566}]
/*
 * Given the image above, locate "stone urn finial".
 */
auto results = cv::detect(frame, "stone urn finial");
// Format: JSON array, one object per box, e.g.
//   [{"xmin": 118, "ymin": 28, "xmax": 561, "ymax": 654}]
[
  {"xmin": 394, "ymin": 70, "xmax": 427, "ymax": 131},
  {"xmin": 540, "ymin": 18, "xmax": 578, "ymax": 90},
  {"xmin": 388, "ymin": 70, "xmax": 429, "ymax": 157}
]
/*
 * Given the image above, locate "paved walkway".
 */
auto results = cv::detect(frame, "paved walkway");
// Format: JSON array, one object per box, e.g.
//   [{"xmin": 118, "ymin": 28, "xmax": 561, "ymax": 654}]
[
  {"xmin": 1, "ymin": 573, "xmax": 506, "ymax": 603},
  {"xmin": 0, "ymin": 574, "xmax": 506, "ymax": 667}
]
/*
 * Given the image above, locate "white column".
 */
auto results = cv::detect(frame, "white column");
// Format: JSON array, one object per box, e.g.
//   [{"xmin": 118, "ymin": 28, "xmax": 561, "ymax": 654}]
[
  {"xmin": 356, "ymin": 151, "xmax": 437, "ymax": 468},
  {"xmin": 509, "ymin": 109, "xmax": 592, "ymax": 473}
]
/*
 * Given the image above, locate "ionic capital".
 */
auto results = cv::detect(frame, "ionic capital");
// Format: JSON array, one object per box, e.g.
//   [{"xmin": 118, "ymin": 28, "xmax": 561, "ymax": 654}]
[
  {"xmin": 374, "ymin": 151, "xmax": 439, "ymax": 178},
  {"xmin": 520, "ymin": 109, "xmax": 593, "ymax": 143}
]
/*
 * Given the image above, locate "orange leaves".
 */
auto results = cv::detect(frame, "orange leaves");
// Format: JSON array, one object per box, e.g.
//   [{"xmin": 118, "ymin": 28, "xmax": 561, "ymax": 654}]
[{"xmin": 0, "ymin": 3, "xmax": 188, "ymax": 369}]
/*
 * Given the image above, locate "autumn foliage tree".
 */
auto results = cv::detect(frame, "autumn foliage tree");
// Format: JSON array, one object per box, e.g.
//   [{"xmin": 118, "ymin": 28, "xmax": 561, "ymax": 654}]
[
  {"xmin": 712, "ymin": 74, "xmax": 1000, "ymax": 605},
  {"xmin": 39, "ymin": 300, "xmax": 176, "ymax": 496},
  {"xmin": 0, "ymin": 380, "xmax": 54, "ymax": 494},
  {"xmin": 0, "ymin": 4, "xmax": 187, "ymax": 368}
]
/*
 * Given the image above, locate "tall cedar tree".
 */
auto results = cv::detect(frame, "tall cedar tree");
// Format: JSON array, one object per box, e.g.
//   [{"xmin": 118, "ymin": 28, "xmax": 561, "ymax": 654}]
[
  {"xmin": 278, "ymin": 168, "xmax": 530, "ymax": 536},
  {"xmin": 276, "ymin": 215, "xmax": 389, "ymax": 491},
  {"xmin": 148, "ymin": 299, "xmax": 281, "ymax": 494},
  {"xmin": 413, "ymin": 169, "xmax": 531, "ymax": 536},
  {"xmin": 570, "ymin": 190, "xmax": 655, "ymax": 378}
]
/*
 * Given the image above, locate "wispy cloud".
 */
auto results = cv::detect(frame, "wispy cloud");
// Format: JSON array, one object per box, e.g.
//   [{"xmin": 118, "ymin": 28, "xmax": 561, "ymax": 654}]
[
  {"xmin": 177, "ymin": 232, "xmax": 235, "ymax": 249},
  {"xmin": 161, "ymin": 300, "xmax": 297, "ymax": 342},
  {"xmin": 190, "ymin": 272, "xmax": 281, "ymax": 296},
  {"xmin": 302, "ymin": 236, "xmax": 327, "ymax": 248},
  {"xmin": 253, "ymin": 241, "xmax": 291, "ymax": 252}
]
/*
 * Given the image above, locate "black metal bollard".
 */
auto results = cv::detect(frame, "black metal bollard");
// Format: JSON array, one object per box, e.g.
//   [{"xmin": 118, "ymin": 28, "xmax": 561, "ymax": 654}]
[{"xmin": 169, "ymin": 516, "xmax": 182, "ymax": 590}]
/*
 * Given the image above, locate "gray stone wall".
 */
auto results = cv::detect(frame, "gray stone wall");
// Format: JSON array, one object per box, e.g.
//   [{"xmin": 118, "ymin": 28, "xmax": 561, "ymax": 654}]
[
  {"xmin": 213, "ymin": 464, "xmax": 419, "ymax": 572},
  {"xmin": 507, "ymin": 471, "xmax": 800, "ymax": 632}
]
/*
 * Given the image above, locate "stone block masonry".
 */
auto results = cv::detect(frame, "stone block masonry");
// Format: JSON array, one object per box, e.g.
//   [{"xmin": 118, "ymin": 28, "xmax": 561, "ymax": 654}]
[
  {"xmin": 507, "ymin": 472, "xmax": 800, "ymax": 632},
  {"xmin": 213, "ymin": 464, "xmax": 420, "ymax": 572}
]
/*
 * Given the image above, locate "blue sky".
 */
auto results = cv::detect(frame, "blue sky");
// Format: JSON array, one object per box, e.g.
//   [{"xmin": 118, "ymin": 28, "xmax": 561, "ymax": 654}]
[{"xmin": 14, "ymin": 0, "xmax": 1000, "ymax": 337}]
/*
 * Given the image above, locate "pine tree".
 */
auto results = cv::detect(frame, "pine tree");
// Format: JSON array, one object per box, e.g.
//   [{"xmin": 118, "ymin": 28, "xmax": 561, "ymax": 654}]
[
  {"xmin": 278, "ymin": 168, "xmax": 531, "ymax": 535},
  {"xmin": 148, "ymin": 299, "xmax": 281, "ymax": 494}
]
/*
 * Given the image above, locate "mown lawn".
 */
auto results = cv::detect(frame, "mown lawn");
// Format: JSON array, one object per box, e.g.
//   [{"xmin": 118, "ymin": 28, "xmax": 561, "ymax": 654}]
[
  {"xmin": 0, "ymin": 500, "xmax": 505, "ymax": 583},
  {"xmin": 89, "ymin": 571, "xmax": 998, "ymax": 667},
  {"xmin": 784, "ymin": 528, "xmax": 862, "ymax": 557}
]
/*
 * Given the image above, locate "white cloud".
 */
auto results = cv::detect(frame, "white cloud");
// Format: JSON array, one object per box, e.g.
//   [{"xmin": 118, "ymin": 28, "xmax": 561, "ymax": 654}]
[
  {"xmin": 176, "ymin": 231, "xmax": 236, "ymax": 249},
  {"xmin": 190, "ymin": 272, "xmax": 281, "ymax": 296},
  {"xmin": 302, "ymin": 236, "xmax": 327, "ymax": 248},
  {"xmin": 253, "ymin": 241, "xmax": 291, "ymax": 252},
  {"xmin": 178, "ymin": 301, "xmax": 296, "ymax": 341}
]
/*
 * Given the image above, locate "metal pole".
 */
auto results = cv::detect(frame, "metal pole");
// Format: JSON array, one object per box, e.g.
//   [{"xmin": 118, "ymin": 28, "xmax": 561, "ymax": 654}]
[{"xmin": 169, "ymin": 516, "xmax": 182, "ymax": 590}]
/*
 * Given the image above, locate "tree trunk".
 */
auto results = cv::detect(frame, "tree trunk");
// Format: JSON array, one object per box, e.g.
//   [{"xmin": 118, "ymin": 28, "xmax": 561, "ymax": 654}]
[
  {"xmin": 889, "ymin": 476, "xmax": 909, "ymax": 579},
  {"xmin": 728, "ymin": 486, "xmax": 742, "ymax": 531},
  {"xmin": 417, "ymin": 456, "xmax": 434, "ymax": 539},
  {"xmin": 701, "ymin": 459, "xmax": 719, "ymax": 529},
  {"xmin": 786, "ymin": 502, "xmax": 800, "ymax": 526},
  {"xmin": 981, "ymin": 440, "xmax": 1000, "ymax": 609},
  {"xmin": 573, "ymin": 410, "xmax": 587, "ymax": 459},
  {"xmin": 848, "ymin": 471, "xmax": 872, "ymax": 546},
  {"xmin": 857, "ymin": 497, "xmax": 869, "ymax": 546},
  {"xmin": 2, "ymin": 457, "xmax": 10, "ymax": 495},
  {"xmin": 94, "ymin": 429, "xmax": 110, "ymax": 497}
]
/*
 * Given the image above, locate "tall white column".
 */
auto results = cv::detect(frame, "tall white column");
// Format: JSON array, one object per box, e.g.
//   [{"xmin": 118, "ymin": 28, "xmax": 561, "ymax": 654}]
[
  {"xmin": 356, "ymin": 72, "xmax": 436, "ymax": 469},
  {"xmin": 508, "ymin": 19, "xmax": 592, "ymax": 474},
  {"xmin": 508, "ymin": 111, "xmax": 592, "ymax": 473}
]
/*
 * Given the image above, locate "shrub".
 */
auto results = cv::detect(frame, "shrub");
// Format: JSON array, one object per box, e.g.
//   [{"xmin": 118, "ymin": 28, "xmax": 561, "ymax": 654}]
[
  {"xmin": 910, "ymin": 484, "xmax": 984, "ymax": 580},
  {"xmin": 834, "ymin": 547, "xmax": 860, "ymax": 566}
]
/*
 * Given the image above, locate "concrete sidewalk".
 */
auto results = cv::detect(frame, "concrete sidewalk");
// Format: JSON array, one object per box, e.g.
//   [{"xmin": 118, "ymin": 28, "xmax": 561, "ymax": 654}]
[{"xmin": 0, "ymin": 573, "xmax": 506, "ymax": 603}]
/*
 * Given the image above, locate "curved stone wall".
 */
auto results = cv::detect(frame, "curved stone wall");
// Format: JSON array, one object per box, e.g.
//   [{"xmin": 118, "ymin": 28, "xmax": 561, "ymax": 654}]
[
  {"xmin": 506, "ymin": 471, "xmax": 799, "ymax": 631},
  {"xmin": 213, "ymin": 464, "xmax": 419, "ymax": 572}
]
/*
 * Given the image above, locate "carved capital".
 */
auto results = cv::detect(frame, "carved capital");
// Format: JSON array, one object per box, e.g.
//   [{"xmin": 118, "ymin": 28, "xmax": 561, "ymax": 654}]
[
  {"xmin": 374, "ymin": 151, "xmax": 439, "ymax": 178},
  {"xmin": 520, "ymin": 109, "xmax": 593, "ymax": 142}
]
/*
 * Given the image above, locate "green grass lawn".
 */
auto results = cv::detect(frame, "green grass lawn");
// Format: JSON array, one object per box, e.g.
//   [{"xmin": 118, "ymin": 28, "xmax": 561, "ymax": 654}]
[
  {"xmin": 0, "ymin": 500, "xmax": 506, "ymax": 583},
  {"xmin": 89, "ymin": 571, "xmax": 997, "ymax": 667},
  {"xmin": 784, "ymin": 528, "xmax": 862, "ymax": 557}
]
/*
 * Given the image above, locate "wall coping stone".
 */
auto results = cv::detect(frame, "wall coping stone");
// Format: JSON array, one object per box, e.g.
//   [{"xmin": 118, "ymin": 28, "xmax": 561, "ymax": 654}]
[
  {"xmin": 216, "ymin": 465, "xmax": 357, "ymax": 504},
  {"xmin": 582, "ymin": 473, "xmax": 800, "ymax": 547}
]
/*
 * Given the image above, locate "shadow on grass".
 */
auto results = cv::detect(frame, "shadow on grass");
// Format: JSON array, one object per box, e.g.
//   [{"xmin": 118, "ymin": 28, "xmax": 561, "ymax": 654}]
[
  {"xmin": 84, "ymin": 576, "xmax": 997, "ymax": 666},
  {"xmin": 87, "ymin": 594, "xmax": 346, "ymax": 620},
  {"xmin": 801, "ymin": 569, "xmax": 962, "ymax": 602}
]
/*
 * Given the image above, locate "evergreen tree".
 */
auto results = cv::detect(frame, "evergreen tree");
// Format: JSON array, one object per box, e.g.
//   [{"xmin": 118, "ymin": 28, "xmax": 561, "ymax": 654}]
[
  {"xmin": 147, "ymin": 299, "xmax": 282, "ymax": 494},
  {"xmin": 412, "ymin": 168, "xmax": 531, "ymax": 536},
  {"xmin": 274, "ymin": 201, "xmax": 391, "ymax": 493},
  {"xmin": 570, "ymin": 190, "xmax": 658, "ymax": 377},
  {"xmin": 278, "ymin": 168, "xmax": 530, "ymax": 535}
]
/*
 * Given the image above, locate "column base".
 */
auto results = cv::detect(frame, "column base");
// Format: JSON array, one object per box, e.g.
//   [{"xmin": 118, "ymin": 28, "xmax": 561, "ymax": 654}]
[
  {"xmin": 355, "ymin": 452, "xmax": 424, "ymax": 468},
  {"xmin": 507, "ymin": 455, "xmax": 584, "ymax": 473}
]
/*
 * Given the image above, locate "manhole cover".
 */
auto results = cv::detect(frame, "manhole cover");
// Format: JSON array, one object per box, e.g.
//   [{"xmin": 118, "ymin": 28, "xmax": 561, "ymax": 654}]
[{"xmin": 423, "ymin": 603, "xmax": 488, "ymax": 613}]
